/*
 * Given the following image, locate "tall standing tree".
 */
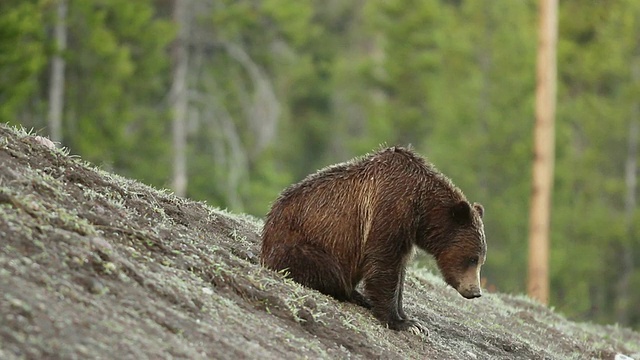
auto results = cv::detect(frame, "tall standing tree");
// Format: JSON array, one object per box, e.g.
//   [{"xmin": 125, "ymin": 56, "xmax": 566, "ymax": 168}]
[
  {"xmin": 614, "ymin": 1, "xmax": 640, "ymax": 325},
  {"xmin": 618, "ymin": 104, "xmax": 638, "ymax": 324},
  {"xmin": 47, "ymin": 0, "xmax": 67, "ymax": 143},
  {"xmin": 170, "ymin": 0, "xmax": 190, "ymax": 197},
  {"xmin": 528, "ymin": 0, "xmax": 558, "ymax": 305}
]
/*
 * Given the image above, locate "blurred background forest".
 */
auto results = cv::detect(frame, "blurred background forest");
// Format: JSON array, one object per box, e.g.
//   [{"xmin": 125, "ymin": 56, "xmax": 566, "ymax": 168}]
[{"xmin": 1, "ymin": 0, "xmax": 639, "ymax": 329}]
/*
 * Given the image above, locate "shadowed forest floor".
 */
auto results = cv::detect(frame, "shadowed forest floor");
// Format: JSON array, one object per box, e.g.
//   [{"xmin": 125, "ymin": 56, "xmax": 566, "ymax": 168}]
[{"xmin": 1, "ymin": 124, "xmax": 639, "ymax": 360}]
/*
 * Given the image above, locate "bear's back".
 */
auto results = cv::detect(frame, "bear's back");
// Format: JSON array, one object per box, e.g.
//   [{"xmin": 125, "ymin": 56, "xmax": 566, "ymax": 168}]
[{"xmin": 276, "ymin": 147, "xmax": 432, "ymax": 202}]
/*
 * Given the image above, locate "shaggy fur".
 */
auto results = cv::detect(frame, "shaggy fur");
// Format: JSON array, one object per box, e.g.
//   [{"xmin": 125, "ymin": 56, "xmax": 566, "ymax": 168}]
[{"xmin": 261, "ymin": 147, "xmax": 486, "ymax": 332}]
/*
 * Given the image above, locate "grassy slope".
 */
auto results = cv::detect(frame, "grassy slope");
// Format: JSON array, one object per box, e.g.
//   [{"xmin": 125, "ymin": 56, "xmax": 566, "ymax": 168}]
[{"xmin": 0, "ymin": 124, "xmax": 638, "ymax": 360}]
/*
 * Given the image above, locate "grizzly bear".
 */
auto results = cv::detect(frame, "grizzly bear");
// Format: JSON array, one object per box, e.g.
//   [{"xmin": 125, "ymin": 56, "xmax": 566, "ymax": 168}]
[{"xmin": 260, "ymin": 146, "xmax": 486, "ymax": 334}]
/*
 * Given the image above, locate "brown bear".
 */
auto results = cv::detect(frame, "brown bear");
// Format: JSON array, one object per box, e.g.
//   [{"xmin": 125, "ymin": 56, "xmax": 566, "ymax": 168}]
[{"xmin": 260, "ymin": 146, "xmax": 486, "ymax": 334}]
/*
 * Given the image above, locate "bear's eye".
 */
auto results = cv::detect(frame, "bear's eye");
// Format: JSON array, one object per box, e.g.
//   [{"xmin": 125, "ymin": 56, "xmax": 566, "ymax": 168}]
[{"xmin": 467, "ymin": 257, "xmax": 479, "ymax": 267}]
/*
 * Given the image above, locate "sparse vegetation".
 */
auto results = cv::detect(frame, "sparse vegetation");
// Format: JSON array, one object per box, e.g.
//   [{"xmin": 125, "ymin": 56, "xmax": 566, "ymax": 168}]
[{"xmin": 1, "ymin": 124, "xmax": 639, "ymax": 359}]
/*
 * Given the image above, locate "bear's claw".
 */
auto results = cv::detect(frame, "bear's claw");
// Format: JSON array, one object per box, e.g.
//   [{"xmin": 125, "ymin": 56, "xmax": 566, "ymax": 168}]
[
  {"xmin": 408, "ymin": 322, "xmax": 428, "ymax": 336},
  {"xmin": 388, "ymin": 318, "xmax": 428, "ymax": 336}
]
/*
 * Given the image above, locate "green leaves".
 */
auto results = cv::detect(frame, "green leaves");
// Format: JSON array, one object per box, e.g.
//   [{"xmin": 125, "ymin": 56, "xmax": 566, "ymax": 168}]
[{"xmin": 0, "ymin": 0, "xmax": 46, "ymax": 122}]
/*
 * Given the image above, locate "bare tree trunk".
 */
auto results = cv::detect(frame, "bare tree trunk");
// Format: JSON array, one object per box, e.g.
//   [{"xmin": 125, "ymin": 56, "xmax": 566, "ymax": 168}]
[
  {"xmin": 196, "ymin": 70, "xmax": 249, "ymax": 212},
  {"xmin": 222, "ymin": 42, "xmax": 279, "ymax": 158},
  {"xmin": 48, "ymin": 0, "xmax": 67, "ymax": 143},
  {"xmin": 476, "ymin": 3, "xmax": 493, "ymax": 192},
  {"xmin": 527, "ymin": 0, "xmax": 558, "ymax": 305},
  {"xmin": 171, "ymin": 0, "xmax": 190, "ymax": 197},
  {"xmin": 615, "ymin": 64, "xmax": 639, "ymax": 323}
]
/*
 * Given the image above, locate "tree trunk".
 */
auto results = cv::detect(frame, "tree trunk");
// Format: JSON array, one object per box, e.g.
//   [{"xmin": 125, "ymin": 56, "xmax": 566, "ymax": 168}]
[
  {"xmin": 527, "ymin": 0, "xmax": 558, "ymax": 305},
  {"xmin": 615, "ymin": 71, "xmax": 639, "ymax": 324},
  {"xmin": 48, "ymin": 0, "xmax": 67, "ymax": 143},
  {"xmin": 171, "ymin": 0, "xmax": 190, "ymax": 197},
  {"xmin": 221, "ymin": 42, "xmax": 279, "ymax": 159}
]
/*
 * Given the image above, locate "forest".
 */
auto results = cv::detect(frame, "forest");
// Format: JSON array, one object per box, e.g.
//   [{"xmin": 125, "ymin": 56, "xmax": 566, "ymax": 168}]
[{"xmin": 1, "ymin": 0, "xmax": 639, "ymax": 330}]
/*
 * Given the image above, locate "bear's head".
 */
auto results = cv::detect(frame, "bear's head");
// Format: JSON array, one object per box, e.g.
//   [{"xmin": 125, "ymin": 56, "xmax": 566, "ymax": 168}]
[{"xmin": 435, "ymin": 200, "xmax": 486, "ymax": 299}]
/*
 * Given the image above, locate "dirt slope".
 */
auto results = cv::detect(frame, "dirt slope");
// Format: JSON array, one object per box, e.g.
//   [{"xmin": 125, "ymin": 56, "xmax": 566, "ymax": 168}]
[{"xmin": 1, "ymin": 124, "xmax": 639, "ymax": 360}]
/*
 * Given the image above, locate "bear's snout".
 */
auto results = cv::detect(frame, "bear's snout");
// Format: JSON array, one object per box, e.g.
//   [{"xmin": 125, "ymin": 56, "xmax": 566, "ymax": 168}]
[
  {"xmin": 455, "ymin": 265, "xmax": 483, "ymax": 299},
  {"xmin": 460, "ymin": 289, "xmax": 482, "ymax": 299}
]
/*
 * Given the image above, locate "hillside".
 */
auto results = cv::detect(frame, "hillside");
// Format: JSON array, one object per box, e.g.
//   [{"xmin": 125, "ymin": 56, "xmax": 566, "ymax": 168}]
[{"xmin": 0, "ymin": 124, "xmax": 639, "ymax": 360}]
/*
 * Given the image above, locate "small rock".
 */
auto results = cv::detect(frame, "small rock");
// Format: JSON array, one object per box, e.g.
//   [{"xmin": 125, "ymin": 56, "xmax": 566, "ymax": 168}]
[
  {"xmin": 88, "ymin": 279, "xmax": 108, "ymax": 295},
  {"xmin": 90, "ymin": 237, "xmax": 113, "ymax": 252},
  {"xmin": 32, "ymin": 136, "xmax": 56, "ymax": 149},
  {"xmin": 202, "ymin": 287, "xmax": 214, "ymax": 295},
  {"xmin": 615, "ymin": 354, "xmax": 635, "ymax": 360}
]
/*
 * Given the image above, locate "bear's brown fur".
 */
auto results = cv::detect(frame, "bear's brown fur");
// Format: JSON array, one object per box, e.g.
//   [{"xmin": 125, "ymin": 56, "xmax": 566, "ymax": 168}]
[{"xmin": 261, "ymin": 147, "xmax": 486, "ymax": 333}]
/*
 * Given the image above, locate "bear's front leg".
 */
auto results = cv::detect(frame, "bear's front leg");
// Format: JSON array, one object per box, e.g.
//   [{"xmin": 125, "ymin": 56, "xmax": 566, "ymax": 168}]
[{"xmin": 363, "ymin": 261, "xmax": 427, "ymax": 335}]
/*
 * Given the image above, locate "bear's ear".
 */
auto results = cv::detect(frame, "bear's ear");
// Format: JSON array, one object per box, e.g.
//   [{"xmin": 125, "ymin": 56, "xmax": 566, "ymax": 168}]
[
  {"xmin": 451, "ymin": 201, "xmax": 473, "ymax": 225},
  {"xmin": 473, "ymin": 203, "xmax": 484, "ymax": 218}
]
